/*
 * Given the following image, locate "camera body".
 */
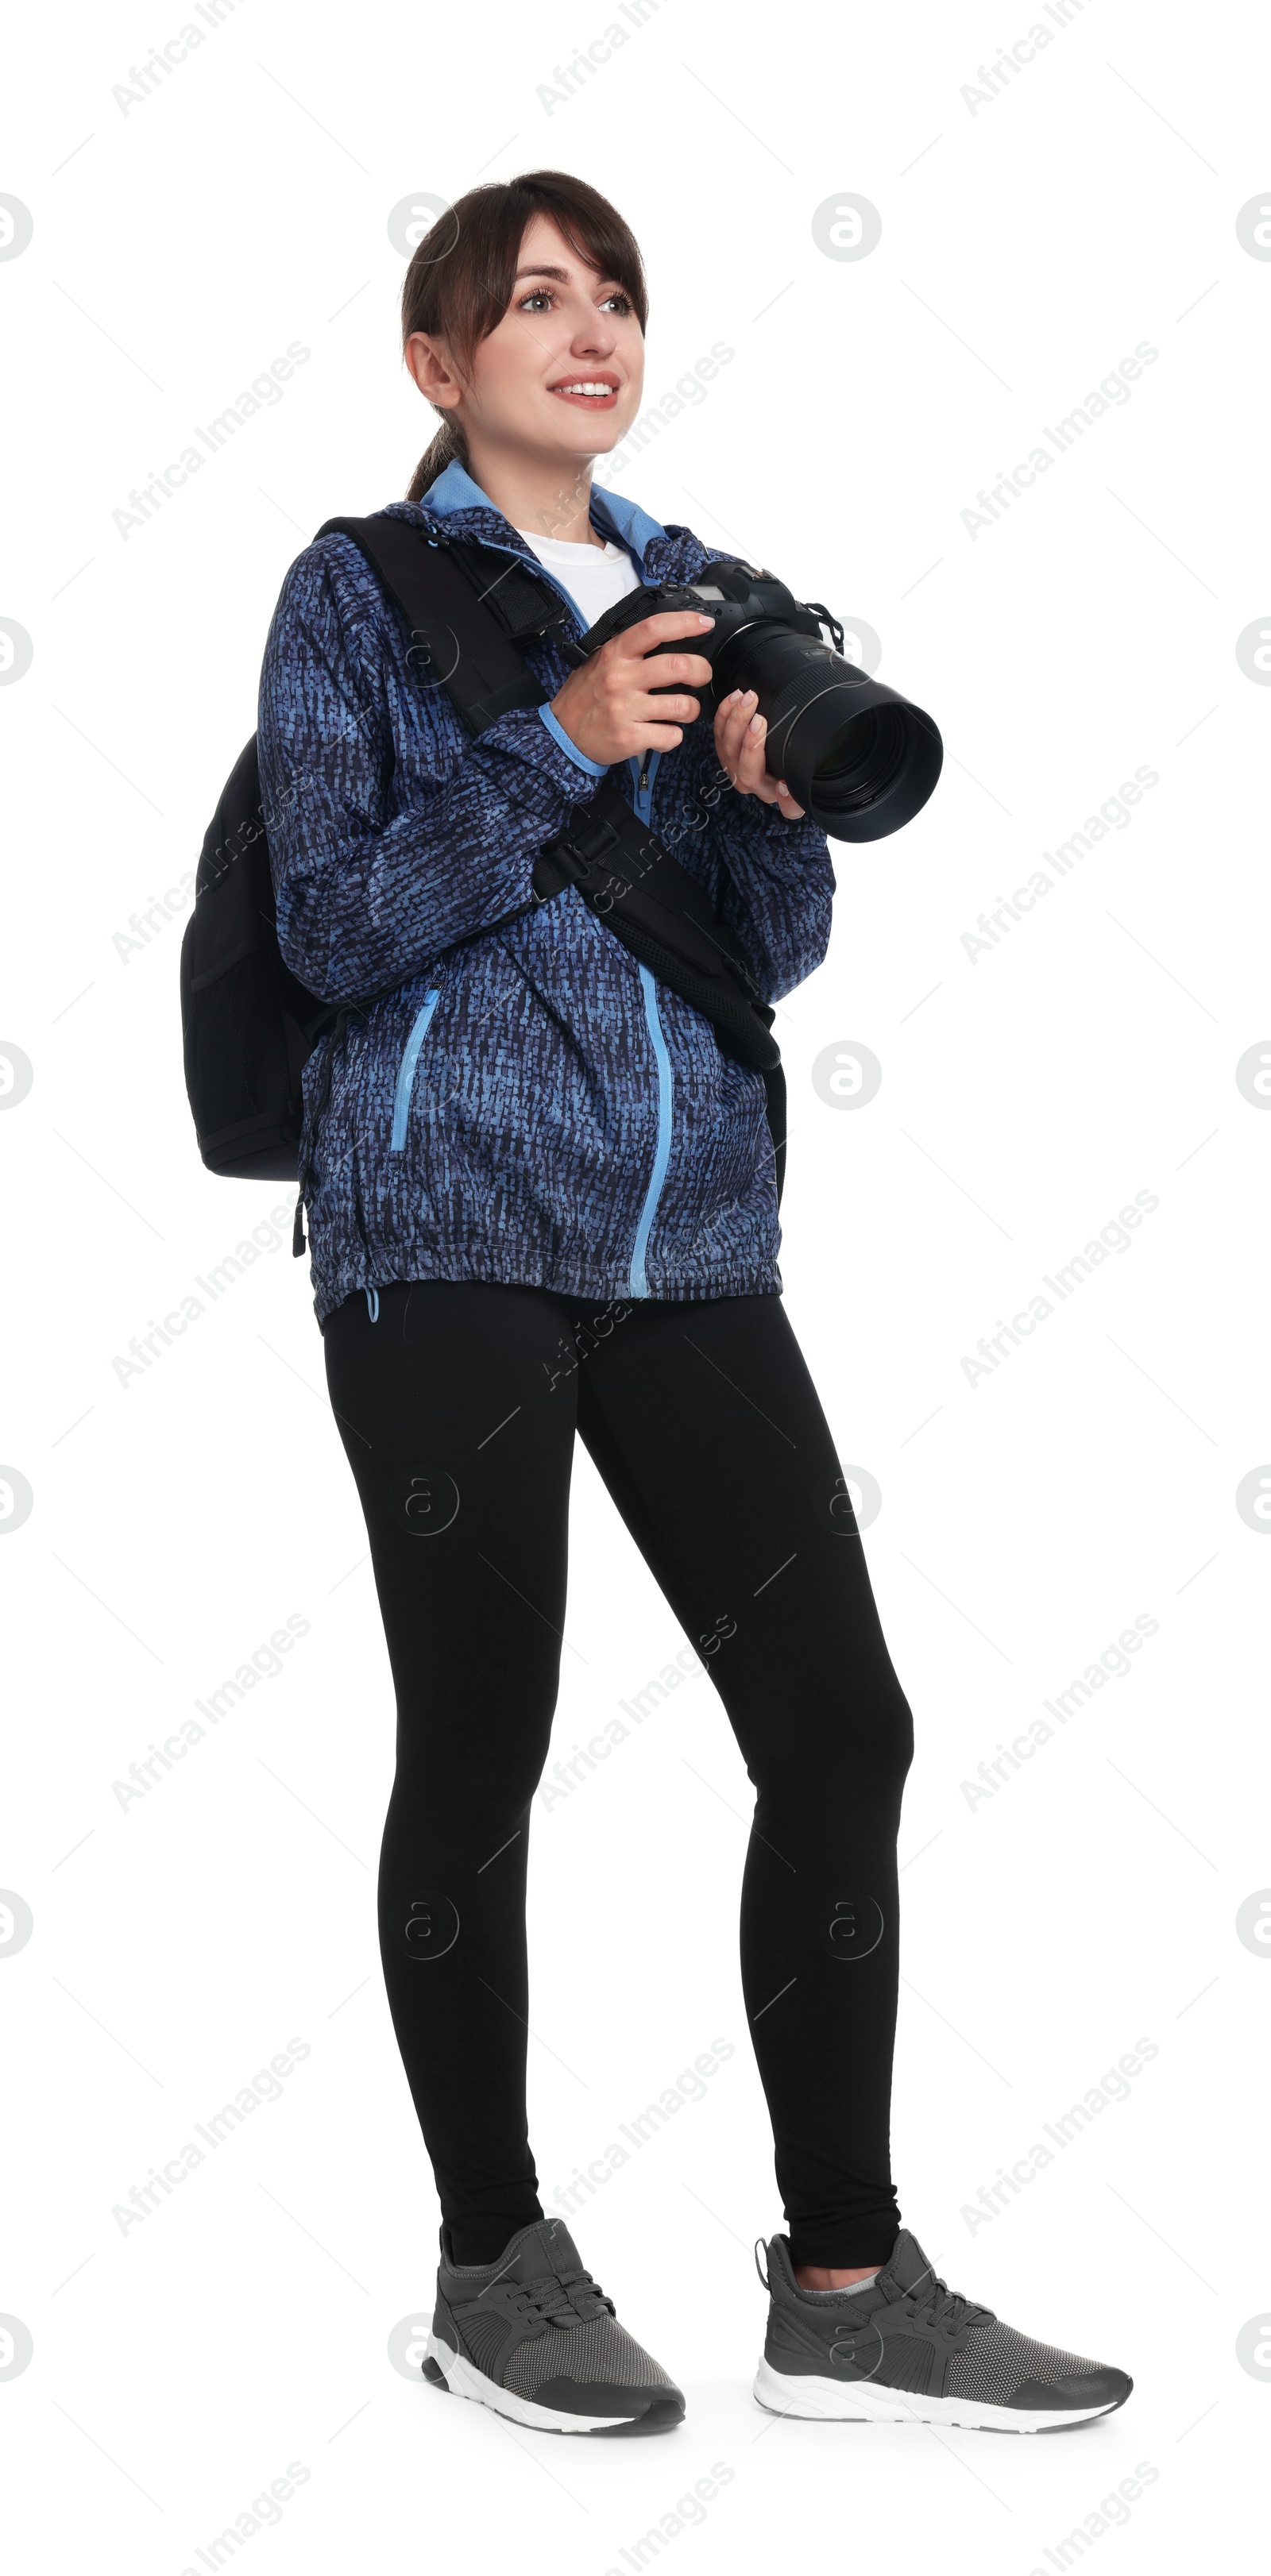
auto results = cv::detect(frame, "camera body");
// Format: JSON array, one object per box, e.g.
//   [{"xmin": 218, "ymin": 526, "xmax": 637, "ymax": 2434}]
[
  {"xmin": 574, "ymin": 558, "xmax": 943, "ymax": 844},
  {"xmin": 633, "ymin": 561, "xmax": 828, "ymax": 654}
]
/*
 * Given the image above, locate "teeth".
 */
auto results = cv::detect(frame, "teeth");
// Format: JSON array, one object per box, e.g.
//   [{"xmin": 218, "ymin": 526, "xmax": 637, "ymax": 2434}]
[{"xmin": 555, "ymin": 382, "xmax": 612, "ymax": 396}]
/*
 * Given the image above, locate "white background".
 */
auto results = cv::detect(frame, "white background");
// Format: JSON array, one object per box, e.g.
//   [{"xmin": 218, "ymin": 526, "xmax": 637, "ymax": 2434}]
[{"xmin": 2, "ymin": 0, "xmax": 1268, "ymax": 2567}]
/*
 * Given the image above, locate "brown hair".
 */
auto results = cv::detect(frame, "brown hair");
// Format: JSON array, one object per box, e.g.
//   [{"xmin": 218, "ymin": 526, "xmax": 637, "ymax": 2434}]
[{"xmin": 400, "ymin": 171, "xmax": 648, "ymax": 503}]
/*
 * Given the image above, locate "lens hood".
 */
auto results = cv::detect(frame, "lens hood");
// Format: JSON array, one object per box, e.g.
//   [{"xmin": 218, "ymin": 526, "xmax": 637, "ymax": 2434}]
[{"xmin": 767, "ymin": 661, "xmax": 944, "ymax": 843}]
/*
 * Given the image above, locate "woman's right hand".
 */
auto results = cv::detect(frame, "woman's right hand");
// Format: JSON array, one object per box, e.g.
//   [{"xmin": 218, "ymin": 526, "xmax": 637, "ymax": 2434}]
[{"xmin": 547, "ymin": 610, "xmax": 716, "ymax": 769}]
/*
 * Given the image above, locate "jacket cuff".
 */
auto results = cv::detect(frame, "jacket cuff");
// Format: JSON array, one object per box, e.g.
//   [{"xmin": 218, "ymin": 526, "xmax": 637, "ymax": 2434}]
[{"xmin": 536, "ymin": 702, "xmax": 608, "ymax": 777}]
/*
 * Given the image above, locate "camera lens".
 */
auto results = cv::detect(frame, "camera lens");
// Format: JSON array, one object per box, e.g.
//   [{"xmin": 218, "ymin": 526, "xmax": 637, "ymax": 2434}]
[
  {"xmin": 813, "ymin": 706, "xmax": 910, "ymax": 817},
  {"xmin": 624, "ymin": 577, "xmax": 943, "ymax": 843},
  {"xmin": 710, "ymin": 621, "xmax": 941, "ymax": 842}
]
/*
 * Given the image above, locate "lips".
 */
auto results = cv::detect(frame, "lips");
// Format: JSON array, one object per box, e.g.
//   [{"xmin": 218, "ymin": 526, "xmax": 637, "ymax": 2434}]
[{"xmin": 547, "ymin": 372, "xmax": 620, "ymax": 409}]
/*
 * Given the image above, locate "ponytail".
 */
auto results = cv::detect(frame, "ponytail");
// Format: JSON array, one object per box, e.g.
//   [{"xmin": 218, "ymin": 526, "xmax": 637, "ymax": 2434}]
[{"xmin": 406, "ymin": 415, "xmax": 469, "ymax": 505}]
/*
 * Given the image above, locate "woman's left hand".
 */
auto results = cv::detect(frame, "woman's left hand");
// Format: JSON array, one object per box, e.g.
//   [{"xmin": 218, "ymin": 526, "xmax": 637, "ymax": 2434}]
[{"xmin": 713, "ymin": 690, "xmax": 805, "ymax": 818}]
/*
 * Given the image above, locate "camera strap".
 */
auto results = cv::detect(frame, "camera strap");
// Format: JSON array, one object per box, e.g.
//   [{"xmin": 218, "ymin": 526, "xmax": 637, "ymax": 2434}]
[{"xmin": 531, "ymin": 778, "xmax": 779, "ymax": 1073}]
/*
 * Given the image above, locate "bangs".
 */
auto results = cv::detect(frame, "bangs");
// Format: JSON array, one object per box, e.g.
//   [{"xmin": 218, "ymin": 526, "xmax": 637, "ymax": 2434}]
[{"xmin": 403, "ymin": 172, "xmax": 647, "ymax": 380}]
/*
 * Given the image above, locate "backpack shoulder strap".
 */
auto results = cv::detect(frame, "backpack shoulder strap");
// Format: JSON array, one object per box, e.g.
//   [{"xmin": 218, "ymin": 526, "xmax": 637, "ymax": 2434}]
[{"xmin": 314, "ymin": 513, "xmax": 566, "ymax": 737}]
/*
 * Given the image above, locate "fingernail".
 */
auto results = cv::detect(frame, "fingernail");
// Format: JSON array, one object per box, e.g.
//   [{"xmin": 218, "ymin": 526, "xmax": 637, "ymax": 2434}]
[{"xmin": 748, "ymin": 713, "xmax": 764, "ymax": 734}]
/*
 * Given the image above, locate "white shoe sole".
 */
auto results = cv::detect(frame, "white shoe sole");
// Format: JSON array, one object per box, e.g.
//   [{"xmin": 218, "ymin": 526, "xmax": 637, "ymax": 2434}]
[
  {"xmin": 753, "ymin": 2355, "xmax": 1121, "ymax": 2434},
  {"xmin": 423, "ymin": 2332, "xmax": 644, "ymax": 2435}
]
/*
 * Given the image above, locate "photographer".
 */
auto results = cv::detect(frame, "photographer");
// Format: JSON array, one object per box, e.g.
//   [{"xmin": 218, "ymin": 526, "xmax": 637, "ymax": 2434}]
[{"xmin": 257, "ymin": 168, "xmax": 1129, "ymax": 2439}]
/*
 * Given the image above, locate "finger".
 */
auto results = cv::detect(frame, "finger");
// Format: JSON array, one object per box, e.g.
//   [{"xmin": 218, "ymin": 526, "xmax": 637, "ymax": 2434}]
[
  {"xmin": 715, "ymin": 688, "xmax": 756, "ymax": 776},
  {"xmin": 643, "ymin": 651, "xmax": 715, "ymax": 684},
  {"xmin": 715, "ymin": 693, "xmax": 804, "ymax": 814},
  {"xmin": 711, "ymin": 695, "xmax": 804, "ymax": 814},
  {"xmin": 615, "ymin": 611, "xmax": 715, "ymax": 657},
  {"xmin": 734, "ymin": 707, "xmax": 774, "ymax": 791},
  {"xmin": 634, "ymin": 691, "xmax": 701, "ymax": 724},
  {"xmin": 632, "ymin": 723, "xmax": 686, "ymax": 751}
]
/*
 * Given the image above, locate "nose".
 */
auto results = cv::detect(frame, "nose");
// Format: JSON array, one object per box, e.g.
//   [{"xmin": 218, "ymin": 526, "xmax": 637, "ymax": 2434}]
[{"xmin": 573, "ymin": 310, "xmax": 616, "ymax": 358}]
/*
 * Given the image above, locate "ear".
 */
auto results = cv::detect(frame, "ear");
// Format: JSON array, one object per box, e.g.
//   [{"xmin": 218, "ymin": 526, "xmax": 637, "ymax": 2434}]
[{"xmin": 405, "ymin": 332, "xmax": 462, "ymax": 410}]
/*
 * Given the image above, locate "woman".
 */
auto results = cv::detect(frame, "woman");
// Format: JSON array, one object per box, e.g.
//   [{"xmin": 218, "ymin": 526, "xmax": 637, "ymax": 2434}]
[{"xmin": 257, "ymin": 170, "xmax": 1130, "ymax": 2437}]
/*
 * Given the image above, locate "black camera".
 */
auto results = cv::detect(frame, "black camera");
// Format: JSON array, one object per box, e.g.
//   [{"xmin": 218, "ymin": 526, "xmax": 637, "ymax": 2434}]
[{"xmin": 572, "ymin": 561, "xmax": 942, "ymax": 843}]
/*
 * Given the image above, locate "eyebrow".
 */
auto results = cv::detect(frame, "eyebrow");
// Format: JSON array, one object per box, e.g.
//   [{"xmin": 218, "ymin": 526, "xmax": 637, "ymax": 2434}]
[{"xmin": 512, "ymin": 263, "xmax": 622, "ymax": 289}]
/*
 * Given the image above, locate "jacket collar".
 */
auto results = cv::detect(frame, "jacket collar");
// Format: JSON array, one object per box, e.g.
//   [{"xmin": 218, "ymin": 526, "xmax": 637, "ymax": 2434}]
[{"xmin": 421, "ymin": 456, "xmax": 666, "ymax": 574}]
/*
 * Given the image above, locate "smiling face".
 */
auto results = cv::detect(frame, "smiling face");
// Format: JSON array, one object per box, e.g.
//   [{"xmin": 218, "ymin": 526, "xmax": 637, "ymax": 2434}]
[{"xmin": 407, "ymin": 210, "xmax": 646, "ymax": 476}]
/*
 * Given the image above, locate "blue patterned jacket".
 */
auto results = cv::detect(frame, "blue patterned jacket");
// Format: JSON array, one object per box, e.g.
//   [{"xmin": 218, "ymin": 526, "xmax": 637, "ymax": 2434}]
[{"xmin": 257, "ymin": 458, "xmax": 836, "ymax": 1325}]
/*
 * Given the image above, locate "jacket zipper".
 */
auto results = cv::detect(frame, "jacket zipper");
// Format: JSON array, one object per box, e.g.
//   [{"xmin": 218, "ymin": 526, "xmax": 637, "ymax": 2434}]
[
  {"xmin": 390, "ymin": 987, "xmax": 442, "ymax": 1151},
  {"xmin": 628, "ymin": 966, "xmax": 674, "ymax": 1298},
  {"xmin": 626, "ymin": 750, "xmax": 671, "ymax": 1294},
  {"xmin": 631, "ymin": 750, "xmax": 660, "ymax": 822}
]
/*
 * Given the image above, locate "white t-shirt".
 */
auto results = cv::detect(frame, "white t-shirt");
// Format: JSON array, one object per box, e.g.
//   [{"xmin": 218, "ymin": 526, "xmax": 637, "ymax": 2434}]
[{"xmin": 514, "ymin": 528, "xmax": 642, "ymax": 635}]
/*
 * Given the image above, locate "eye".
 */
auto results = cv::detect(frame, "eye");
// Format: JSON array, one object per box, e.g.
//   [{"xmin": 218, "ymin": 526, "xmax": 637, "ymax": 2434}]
[
  {"xmin": 517, "ymin": 288, "xmax": 554, "ymax": 314},
  {"xmin": 600, "ymin": 290, "xmax": 632, "ymax": 316}
]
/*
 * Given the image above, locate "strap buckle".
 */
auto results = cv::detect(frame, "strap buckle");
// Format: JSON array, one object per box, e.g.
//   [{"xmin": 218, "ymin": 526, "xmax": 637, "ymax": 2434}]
[{"xmin": 566, "ymin": 812, "xmax": 624, "ymax": 870}]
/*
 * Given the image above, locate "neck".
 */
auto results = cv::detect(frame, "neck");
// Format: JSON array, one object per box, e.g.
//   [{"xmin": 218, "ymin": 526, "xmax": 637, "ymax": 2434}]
[{"xmin": 461, "ymin": 432, "xmax": 603, "ymax": 546}]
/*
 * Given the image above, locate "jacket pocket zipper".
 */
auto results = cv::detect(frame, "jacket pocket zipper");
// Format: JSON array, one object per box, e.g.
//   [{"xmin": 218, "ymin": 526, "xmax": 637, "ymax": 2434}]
[{"xmin": 390, "ymin": 989, "xmax": 442, "ymax": 1151}]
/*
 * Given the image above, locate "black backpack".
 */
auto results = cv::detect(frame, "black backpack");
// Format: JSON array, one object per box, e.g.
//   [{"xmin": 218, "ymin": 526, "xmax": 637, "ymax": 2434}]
[
  {"xmin": 180, "ymin": 732, "xmax": 329, "ymax": 1185},
  {"xmin": 180, "ymin": 514, "xmax": 785, "ymax": 1243}
]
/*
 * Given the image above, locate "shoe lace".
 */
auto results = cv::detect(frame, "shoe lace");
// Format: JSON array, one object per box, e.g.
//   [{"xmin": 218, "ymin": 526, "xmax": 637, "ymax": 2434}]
[
  {"xmin": 898, "ymin": 2266, "xmax": 991, "ymax": 2337},
  {"xmin": 506, "ymin": 2265, "xmax": 615, "ymax": 2331}
]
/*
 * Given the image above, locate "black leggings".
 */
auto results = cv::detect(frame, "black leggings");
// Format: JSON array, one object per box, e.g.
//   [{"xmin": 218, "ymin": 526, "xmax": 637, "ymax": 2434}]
[{"xmin": 322, "ymin": 1280, "xmax": 914, "ymax": 2268}]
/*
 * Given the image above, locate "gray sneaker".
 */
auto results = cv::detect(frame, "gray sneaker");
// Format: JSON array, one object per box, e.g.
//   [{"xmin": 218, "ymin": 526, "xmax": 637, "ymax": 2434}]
[
  {"xmin": 423, "ymin": 2216, "xmax": 686, "ymax": 2435},
  {"xmin": 754, "ymin": 2228, "xmax": 1133, "ymax": 2432}
]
